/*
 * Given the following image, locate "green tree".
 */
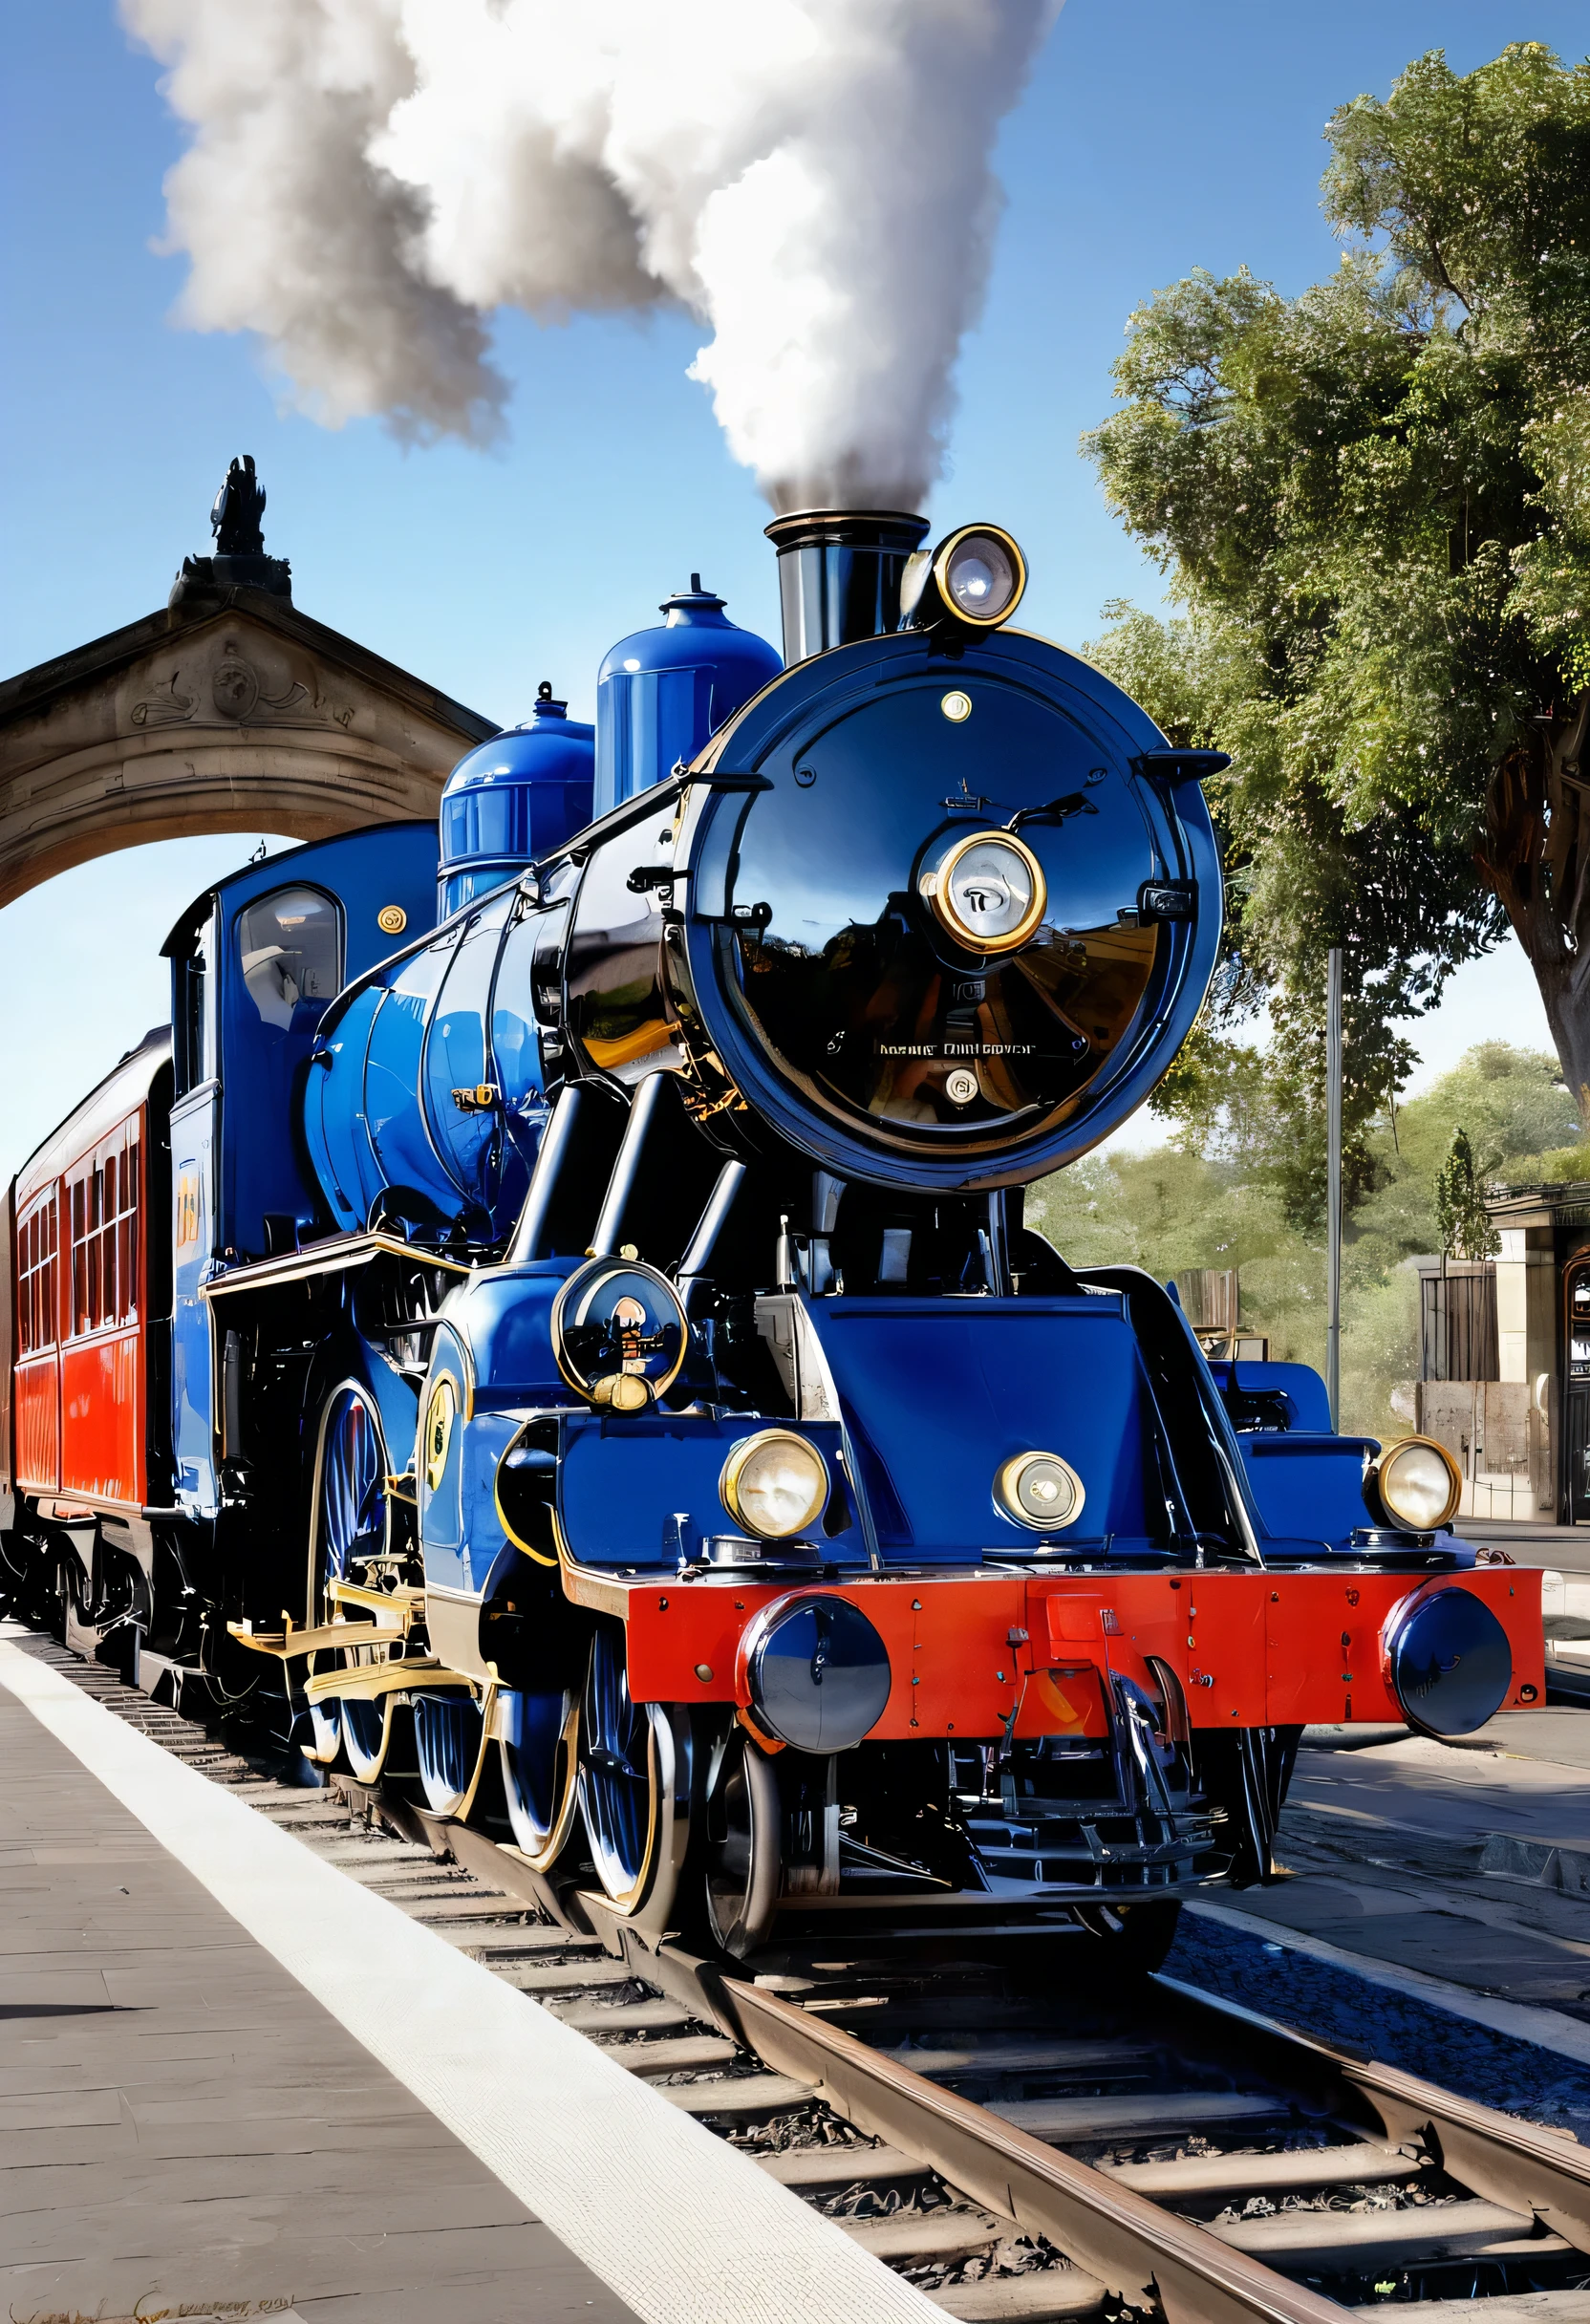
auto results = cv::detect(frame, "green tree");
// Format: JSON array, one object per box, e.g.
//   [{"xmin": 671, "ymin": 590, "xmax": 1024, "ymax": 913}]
[
  {"xmin": 1433, "ymin": 1127, "xmax": 1500, "ymax": 1259},
  {"xmin": 1033, "ymin": 1041, "xmax": 1579, "ymax": 1439},
  {"xmin": 1084, "ymin": 43, "xmax": 1590, "ymax": 1190}
]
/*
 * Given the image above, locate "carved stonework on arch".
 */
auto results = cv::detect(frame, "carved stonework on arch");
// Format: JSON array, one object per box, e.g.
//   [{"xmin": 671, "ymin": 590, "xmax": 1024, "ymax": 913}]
[{"xmin": 0, "ymin": 586, "xmax": 496, "ymax": 910}]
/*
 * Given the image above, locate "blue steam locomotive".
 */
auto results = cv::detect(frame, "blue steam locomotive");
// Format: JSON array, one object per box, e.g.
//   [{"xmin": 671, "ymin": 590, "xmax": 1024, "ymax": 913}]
[{"xmin": 1, "ymin": 508, "xmax": 1536, "ymax": 1964}]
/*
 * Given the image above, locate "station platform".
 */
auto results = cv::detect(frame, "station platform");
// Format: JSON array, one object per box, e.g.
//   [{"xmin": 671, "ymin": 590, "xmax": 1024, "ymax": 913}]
[
  {"xmin": 0, "ymin": 1626, "xmax": 938, "ymax": 2324},
  {"xmin": 0, "ymin": 1649, "xmax": 636, "ymax": 2324}
]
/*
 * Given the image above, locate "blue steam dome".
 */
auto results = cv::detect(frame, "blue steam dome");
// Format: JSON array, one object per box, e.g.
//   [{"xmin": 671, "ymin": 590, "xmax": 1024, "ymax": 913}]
[
  {"xmin": 438, "ymin": 683, "xmax": 595, "ymax": 917},
  {"xmin": 594, "ymin": 576, "xmax": 781, "ymax": 819}
]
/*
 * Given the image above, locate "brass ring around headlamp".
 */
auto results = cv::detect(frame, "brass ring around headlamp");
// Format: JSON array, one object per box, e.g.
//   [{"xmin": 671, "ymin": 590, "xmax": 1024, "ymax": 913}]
[
  {"xmin": 919, "ymin": 828, "xmax": 1047, "ymax": 956},
  {"xmin": 996, "ymin": 1451, "xmax": 1085, "ymax": 1532},
  {"xmin": 933, "ymin": 523, "xmax": 1026, "ymax": 626},
  {"xmin": 720, "ymin": 1429, "xmax": 830, "ymax": 1540},
  {"xmin": 1367, "ymin": 1433, "xmax": 1462, "ymax": 1531}
]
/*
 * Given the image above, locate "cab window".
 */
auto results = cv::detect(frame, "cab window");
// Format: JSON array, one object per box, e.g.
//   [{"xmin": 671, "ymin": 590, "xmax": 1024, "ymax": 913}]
[{"xmin": 237, "ymin": 887, "xmax": 342, "ymax": 1031}]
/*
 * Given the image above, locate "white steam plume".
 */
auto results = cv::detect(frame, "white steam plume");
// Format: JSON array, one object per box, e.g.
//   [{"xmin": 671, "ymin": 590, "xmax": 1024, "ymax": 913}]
[{"xmin": 123, "ymin": 0, "xmax": 1058, "ymax": 508}]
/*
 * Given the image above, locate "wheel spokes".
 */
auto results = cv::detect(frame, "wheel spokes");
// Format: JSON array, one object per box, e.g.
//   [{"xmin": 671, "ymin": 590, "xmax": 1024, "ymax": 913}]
[{"xmin": 500, "ymin": 1689, "xmax": 578, "ymax": 1866}]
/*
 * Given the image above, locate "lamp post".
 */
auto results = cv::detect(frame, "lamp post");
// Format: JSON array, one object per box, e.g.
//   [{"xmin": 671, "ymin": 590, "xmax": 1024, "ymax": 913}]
[{"xmin": 1326, "ymin": 946, "xmax": 1343, "ymax": 1430}]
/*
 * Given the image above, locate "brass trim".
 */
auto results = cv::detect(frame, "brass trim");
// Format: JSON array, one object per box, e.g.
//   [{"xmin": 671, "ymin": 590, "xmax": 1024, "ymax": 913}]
[
  {"xmin": 226, "ymin": 1618, "xmax": 406, "ymax": 1660},
  {"xmin": 440, "ymin": 1679, "xmax": 496, "ymax": 1823},
  {"xmin": 304, "ymin": 1381, "xmax": 394, "ymax": 1643},
  {"xmin": 994, "ymin": 1450, "xmax": 1086, "ymax": 1533},
  {"xmin": 303, "ymin": 1657, "xmax": 481, "ymax": 1707},
  {"xmin": 424, "ymin": 1375, "xmax": 458, "ymax": 1491},
  {"xmin": 203, "ymin": 1230, "xmax": 471, "ymax": 1299},
  {"xmin": 720, "ymin": 1428, "xmax": 830, "ymax": 1539},
  {"xmin": 920, "ymin": 828, "xmax": 1047, "ymax": 957},
  {"xmin": 1369, "ymin": 1433, "xmax": 1463, "ymax": 1530},
  {"xmin": 495, "ymin": 1431, "xmax": 559, "ymax": 1568},
  {"xmin": 931, "ymin": 523, "xmax": 1027, "ymax": 628},
  {"xmin": 548, "ymin": 1254, "xmax": 688, "ymax": 1406},
  {"xmin": 496, "ymin": 1691, "xmax": 581, "ymax": 1873}
]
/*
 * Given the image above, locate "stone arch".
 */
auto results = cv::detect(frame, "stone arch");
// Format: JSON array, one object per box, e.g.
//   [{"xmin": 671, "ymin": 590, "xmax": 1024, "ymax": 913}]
[{"xmin": 0, "ymin": 585, "xmax": 496, "ymax": 911}]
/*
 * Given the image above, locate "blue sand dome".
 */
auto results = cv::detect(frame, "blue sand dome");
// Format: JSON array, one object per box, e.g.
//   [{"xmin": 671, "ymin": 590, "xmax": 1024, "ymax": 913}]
[
  {"xmin": 594, "ymin": 578, "xmax": 781, "ymax": 819},
  {"xmin": 438, "ymin": 682, "xmax": 594, "ymax": 917}
]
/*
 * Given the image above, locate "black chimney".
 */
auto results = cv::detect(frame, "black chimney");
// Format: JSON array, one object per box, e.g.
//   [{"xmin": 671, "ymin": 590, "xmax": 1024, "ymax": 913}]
[{"xmin": 764, "ymin": 508, "xmax": 930, "ymax": 664}]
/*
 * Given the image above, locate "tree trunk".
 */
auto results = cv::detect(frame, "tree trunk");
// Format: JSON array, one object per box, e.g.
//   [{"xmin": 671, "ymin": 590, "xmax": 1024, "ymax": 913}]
[{"xmin": 1478, "ymin": 692, "xmax": 1590, "ymax": 1127}]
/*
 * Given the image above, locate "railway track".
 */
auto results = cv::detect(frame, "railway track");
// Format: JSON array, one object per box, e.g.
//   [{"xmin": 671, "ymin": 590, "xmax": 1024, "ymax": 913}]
[{"xmin": 11, "ymin": 1626, "xmax": 1590, "ymax": 2324}]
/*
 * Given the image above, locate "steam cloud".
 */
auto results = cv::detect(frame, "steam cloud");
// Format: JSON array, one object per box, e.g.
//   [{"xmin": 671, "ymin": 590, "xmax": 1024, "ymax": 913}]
[{"xmin": 122, "ymin": 0, "xmax": 1057, "ymax": 510}]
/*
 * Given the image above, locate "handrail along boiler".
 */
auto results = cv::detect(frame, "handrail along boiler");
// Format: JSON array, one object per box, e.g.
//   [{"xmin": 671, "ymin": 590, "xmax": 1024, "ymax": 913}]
[{"xmin": 0, "ymin": 510, "xmax": 1541, "ymax": 1961}]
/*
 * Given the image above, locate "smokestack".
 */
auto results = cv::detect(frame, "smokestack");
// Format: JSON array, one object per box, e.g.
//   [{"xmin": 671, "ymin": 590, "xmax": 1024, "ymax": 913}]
[{"xmin": 765, "ymin": 509, "xmax": 931, "ymax": 663}]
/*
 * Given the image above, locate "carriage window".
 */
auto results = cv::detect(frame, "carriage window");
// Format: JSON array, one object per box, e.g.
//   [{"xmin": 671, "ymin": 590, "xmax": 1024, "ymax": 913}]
[
  {"xmin": 17, "ymin": 1196, "xmax": 57, "ymax": 1354},
  {"xmin": 67, "ymin": 1123, "xmax": 140, "ymax": 1336},
  {"xmin": 237, "ymin": 887, "xmax": 342, "ymax": 1031}
]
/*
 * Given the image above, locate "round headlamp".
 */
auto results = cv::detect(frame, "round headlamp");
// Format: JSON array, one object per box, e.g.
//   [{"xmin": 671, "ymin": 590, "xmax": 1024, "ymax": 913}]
[
  {"xmin": 919, "ymin": 828, "xmax": 1047, "ymax": 956},
  {"xmin": 945, "ymin": 529, "xmax": 1021, "ymax": 621},
  {"xmin": 900, "ymin": 523, "xmax": 1026, "ymax": 633},
  {"xmin": 1369, "ymin": 1435, "xmax": 1461, "ymax": 1532},
  {"xmin": 996, "ymin": 1451, "xmax": 1085, "ymax": 1532},
  {"xmin": 720, "ymin": 1430, "xmax": 829, "ymax": 1539},
  {"xmin": 743, "ymin": 1592, "xmax": 891, "ymax": 1753}
]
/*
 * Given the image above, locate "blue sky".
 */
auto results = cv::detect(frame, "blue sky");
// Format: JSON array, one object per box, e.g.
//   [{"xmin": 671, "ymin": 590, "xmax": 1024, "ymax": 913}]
[{"xmin": 2, "ymin": 1, "xmax": 1580, "ymax": 1177}]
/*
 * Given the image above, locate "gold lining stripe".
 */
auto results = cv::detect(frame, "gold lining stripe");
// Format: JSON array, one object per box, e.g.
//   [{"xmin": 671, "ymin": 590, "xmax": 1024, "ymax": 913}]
[
  {"xmin": 495, "ymin": 1465, "xmax": 559, "ymax": 1568},
  {"xmin": 203, "ymin": 1229, "xmax": 472, "ymax": 1299},
  {"xmin": 227, "ymin": 1619, "xmax": 406, "ymax": 1660}
]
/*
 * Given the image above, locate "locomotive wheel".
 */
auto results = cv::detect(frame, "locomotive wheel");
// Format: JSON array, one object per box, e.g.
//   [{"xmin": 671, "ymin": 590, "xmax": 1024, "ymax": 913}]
[
  {"xmin": 414, "ymin": 1689, "xmax": 487, "ymax": 1818},
  {"xmin": 702, "ymin": 1728, "xmax": 782, "ymax": 1959},
  {"xmin": 308, "ymin": 1383, "xmax": 395, "ymax": 1778},
  {"xmin": 499, "ymin": 1688, "xmax": 580, "ymax": 1868},
  {"xmin": 578, "ymin": 1627, "xmax": 689, "ymax": 1918}
]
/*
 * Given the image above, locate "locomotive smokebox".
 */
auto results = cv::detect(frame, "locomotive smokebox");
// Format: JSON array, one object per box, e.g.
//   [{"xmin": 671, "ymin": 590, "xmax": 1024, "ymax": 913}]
[{"xmin": 765, "ymin": 508, "xmax": 929, "ymax": 663}]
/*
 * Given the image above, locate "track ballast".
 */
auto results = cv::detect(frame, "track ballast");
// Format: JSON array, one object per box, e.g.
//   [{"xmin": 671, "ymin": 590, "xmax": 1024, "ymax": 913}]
[{"xmin": 9, "ymin": 1625, "xmax": 1588, "ymax": 2324}]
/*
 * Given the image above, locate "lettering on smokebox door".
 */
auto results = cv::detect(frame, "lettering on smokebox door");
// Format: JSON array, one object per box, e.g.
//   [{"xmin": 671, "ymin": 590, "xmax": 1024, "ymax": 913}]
[{"xmin": 875, "ymin": 1043, "xmax": 1038, "ymax": 1058}]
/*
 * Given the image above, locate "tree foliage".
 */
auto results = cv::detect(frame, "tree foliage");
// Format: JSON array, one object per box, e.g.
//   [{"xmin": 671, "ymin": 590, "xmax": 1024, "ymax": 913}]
[
  {"xmin": 1433, "ymin": 1128, "xmax": 1500, "ymax": 1259},
  {"xmin": 1083, "ymin": 43, "xmax": 1590, "ymax": 1218},
  {"xmin": 1032, "ymin": 1042, "xmax": 1573, "ymax": 1440}
]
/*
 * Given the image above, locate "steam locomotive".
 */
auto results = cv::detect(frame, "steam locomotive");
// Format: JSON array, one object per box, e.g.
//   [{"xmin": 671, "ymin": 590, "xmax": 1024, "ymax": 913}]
[{"xmin": 0, "ymin": 509, "xmax": 1542, "ymax": 1962}]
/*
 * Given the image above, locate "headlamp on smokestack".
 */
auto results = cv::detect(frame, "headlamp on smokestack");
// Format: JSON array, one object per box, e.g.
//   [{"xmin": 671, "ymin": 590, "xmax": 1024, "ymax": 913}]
[{"xmin": 900, "ymin": 524, "xmax": 1026, "ymax": 635}]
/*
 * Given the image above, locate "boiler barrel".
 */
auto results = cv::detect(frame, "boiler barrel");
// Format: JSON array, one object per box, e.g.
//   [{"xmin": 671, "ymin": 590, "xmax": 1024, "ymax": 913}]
[{"xmin": 304, "ymin": 890, "xmax": 548, "ymax": 1244}]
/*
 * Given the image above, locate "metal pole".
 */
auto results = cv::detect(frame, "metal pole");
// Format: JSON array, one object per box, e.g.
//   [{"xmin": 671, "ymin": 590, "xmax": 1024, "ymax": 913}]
[{"xmin": 1326, "ymin": 946, "xmax": 1343, "ymax": 1430}]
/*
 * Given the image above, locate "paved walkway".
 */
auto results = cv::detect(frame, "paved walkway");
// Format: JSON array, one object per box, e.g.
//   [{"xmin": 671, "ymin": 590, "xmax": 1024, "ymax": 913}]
[
  {"xmin": 1248, "ymin": 1704, "xmax": 1590, "ymax": 2025},
  {"xmin": 1458, "ymin": 1516, "xmax": 1590, "ymax": 1572},
  {"xmin": 0, "ymin": 1679, "xmax": 636, "ymax": 2324},
  {"xmin": 0, "ymin": 1628, "xmax": 941, "ymax": 2324}
]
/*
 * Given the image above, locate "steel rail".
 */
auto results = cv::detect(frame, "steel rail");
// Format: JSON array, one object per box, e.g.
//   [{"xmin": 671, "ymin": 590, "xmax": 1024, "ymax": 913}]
[
  {"xmin": 12, "ymin": 1625, "xmax": 1590, "ymax": 2324},
  {"xmin": 721, "ymin": 1974, "xmax": 1350, "ymax": 2324},
  {"xmin": 1154, "ymin": 1977, "xmax": 1590, "ymax": 2253},
  {"xmin": 333, "ymin": 1766, "xmax": 1590, "ymax": 2324}
]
